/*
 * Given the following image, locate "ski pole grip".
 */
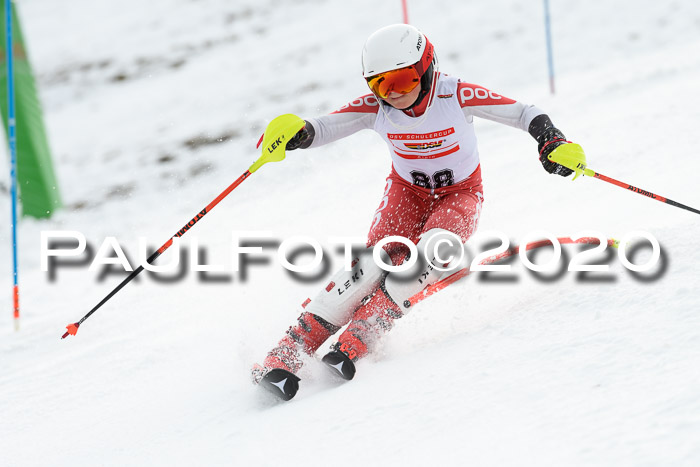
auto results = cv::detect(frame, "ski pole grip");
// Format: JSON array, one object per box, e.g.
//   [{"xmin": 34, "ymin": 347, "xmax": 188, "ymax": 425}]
[
  {"xmin": 249, "ymin": 114, "xmax": 305, "ymax": 173},
  {"xmin": 548, "ymin": 143, "xmax": 593, "ymax": 180}
]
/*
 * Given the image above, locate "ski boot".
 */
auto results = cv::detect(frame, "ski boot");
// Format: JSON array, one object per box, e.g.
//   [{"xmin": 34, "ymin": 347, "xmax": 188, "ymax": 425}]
[
  {"xmin": 322, "ymin": 286, "xmax": 402, "ymax": 380},
  {"xmin": 253, "ymin": 312, "xmax": 339, "ymax": 400}
]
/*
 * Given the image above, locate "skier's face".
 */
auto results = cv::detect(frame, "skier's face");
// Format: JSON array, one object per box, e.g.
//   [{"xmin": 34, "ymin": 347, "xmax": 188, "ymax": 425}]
[{"xmin": 385, "ymin": 83, "xmax": 421, "ymax": 109}]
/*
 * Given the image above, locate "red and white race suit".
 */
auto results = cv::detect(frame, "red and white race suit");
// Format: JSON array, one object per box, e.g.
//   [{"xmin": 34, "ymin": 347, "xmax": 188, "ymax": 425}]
[
  {"xmin": 296, "ymin": 73, "xmax": 546, "ymax": 327},
  {"xmin": 255, "ymin": 74, "xmax": 550, "ymax": 375}
]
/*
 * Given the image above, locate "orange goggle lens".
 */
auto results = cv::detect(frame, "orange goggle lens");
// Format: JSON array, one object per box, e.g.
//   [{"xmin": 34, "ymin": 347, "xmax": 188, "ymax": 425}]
[{"xmin": 366, "ymin": 66, "xmax": 421, "ymax": 99}]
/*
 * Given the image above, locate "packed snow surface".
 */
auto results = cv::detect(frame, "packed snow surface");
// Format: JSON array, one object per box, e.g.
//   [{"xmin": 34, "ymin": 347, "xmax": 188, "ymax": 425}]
[{"xmin": 1, "ymin": 0, "xmax": 699, "ymax": 465}]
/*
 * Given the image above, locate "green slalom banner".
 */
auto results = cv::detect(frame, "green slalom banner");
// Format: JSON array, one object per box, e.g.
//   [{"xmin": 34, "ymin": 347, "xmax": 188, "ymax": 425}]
[{"xmin": 1, "ymin": 0, "xmax": 60, "ymax": 218}]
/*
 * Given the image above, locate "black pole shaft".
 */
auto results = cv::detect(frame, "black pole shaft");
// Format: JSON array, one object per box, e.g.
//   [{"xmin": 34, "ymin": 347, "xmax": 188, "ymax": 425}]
[
  {"xmin": 664, "ymin": 198, "xmax": 700, "ymax": 216},
  {"xmin": 78, "ymin": 250, "xmax": 161, "ymax": 325},
  {"xmin": 61, "ymin": 251, "xmax": 161, "ymax": 338}
]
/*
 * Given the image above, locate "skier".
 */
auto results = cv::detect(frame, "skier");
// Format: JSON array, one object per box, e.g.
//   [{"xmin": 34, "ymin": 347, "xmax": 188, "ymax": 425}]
[{"xmin": 252, "ymin": 24, "xmax": 583, "ymax": 400}]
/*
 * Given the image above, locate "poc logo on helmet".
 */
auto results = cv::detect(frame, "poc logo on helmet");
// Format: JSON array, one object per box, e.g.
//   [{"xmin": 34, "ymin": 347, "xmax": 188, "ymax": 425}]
[
  {"xmin": 416, "ymin": 35, "xmax": 423, "ymax": 51},
  {"xmin": 459, "ymin": 87, "xmax": 502, "ymax": 103}
]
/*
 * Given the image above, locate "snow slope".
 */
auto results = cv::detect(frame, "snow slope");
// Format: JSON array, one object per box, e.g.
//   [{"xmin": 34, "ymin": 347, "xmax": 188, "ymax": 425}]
[{"xmin": 1, "ymin": 0, "xmax": 699, "ymax": 465}]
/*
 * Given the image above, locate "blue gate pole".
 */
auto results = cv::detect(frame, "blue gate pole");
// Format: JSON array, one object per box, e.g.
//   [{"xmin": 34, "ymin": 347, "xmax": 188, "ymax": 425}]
[
  {"xmin": 5, "ymin": 0, "xmax": 20, "ymax": 330},
  {"xmin": 544, "ymin": 0, "xmax": 556, "ymax": 94}
]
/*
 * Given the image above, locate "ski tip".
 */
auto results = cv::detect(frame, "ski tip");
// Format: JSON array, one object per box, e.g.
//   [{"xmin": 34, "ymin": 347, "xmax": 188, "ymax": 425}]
[
  {"xmin": 322, "ymin": 349, "xmax": 356, "ymax": 381},
  {"xmin": 255, "ymin": 133, "xmax": 264, "ymax": 149},
  {"xmin": 62, "ymin": 323, "xmax": 80, "ymax": 339},
  {"xmin": 259, "ymin": 368, "xmax": 300, "ymax": 401}
]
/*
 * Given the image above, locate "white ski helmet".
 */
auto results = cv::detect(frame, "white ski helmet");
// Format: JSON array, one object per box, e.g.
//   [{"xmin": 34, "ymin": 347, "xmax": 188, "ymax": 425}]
[{"xmin": 362, "ymin": 24, "xmax": 438, "ymax": 107}]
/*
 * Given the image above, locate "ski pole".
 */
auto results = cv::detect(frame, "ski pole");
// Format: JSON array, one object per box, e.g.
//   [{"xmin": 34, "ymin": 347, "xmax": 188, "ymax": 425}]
[
  {"xmin": 61, "ymin": 114, "xmax": 305, "ymax": 339},
  {"xmin": 582, "ymin": 170, "xmax": 700, "ymax": 215},
  {"xmin": 549, "ymin": 144, "xmax": 700, "ymax": 216},
  {"xmin": 409, "ymin": 236, "xmax": 616, "ymax": 306}
]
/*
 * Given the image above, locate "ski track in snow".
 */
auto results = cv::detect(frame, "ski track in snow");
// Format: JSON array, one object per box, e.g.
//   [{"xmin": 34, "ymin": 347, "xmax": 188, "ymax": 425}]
[{"xmin": 1, "ymin": 1, "xmax": 699, "ymax": 466}]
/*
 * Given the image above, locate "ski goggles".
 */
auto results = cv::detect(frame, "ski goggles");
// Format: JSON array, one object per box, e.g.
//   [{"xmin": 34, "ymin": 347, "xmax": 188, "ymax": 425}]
[{"xmin": 366, "ymin": 65, "xmax": 421, "ymax": 99}]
